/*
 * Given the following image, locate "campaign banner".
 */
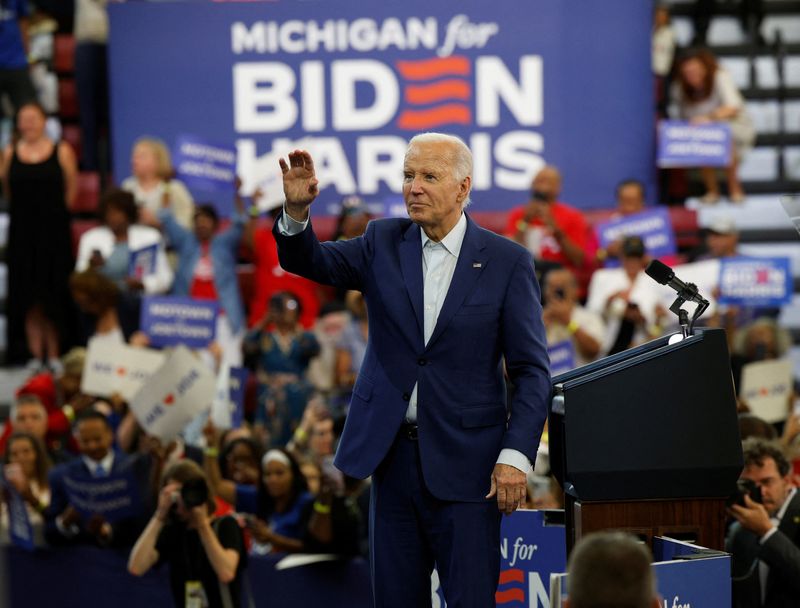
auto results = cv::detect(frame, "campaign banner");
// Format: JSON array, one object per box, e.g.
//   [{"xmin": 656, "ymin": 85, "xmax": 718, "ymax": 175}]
[
  {"xmin": 129, "ymin": 346, "xmax": 217, "ymax": 441},
  {"xmin": 718, "ymin": 256, "xmax": 793, "ymax": 307},
  {"xmin": 434, "ymin": 510, "xmax": 567, "ymax": 606},
  {"xmin": 548, "ymin": 341, "xmax": 576, "ymax": 378},
  {"xmin": 109, "ymin": 1, "xmax": 655, "ymax": 216},
  {"xmin": 141, "ymin": 296, "xmax": 219, "ymax": 349},
  {"xmin": 0, "ymin": 471, "xmax": 35, "ymax": 551},
  {"xmin": 657, "ymin": 120, "xmax": 732, "ymax": 168},
  {"xmin": 62, "ymin": 468, "xmax": 142, "ymax": 523},
  {"xmin": 173, "ymin": 134, "xmax": 237, "ymax": 195},
  {"xmin": 740, "ymin": 359, "xmax": 793, "ymax": 423},
  {"xmin": 595, "ymin": 208, "xmax": 677, "ymax": 266},
  {"xmin": 211, "ymin": 365, "xmax": 248, "ymax": 429},
  {"xmin": 81, "ymin": 339, "xmax": 166, "ymax": 401},
  {"xmin": 128, "ymin": 243, "xmax": 158, "ymax": 279}
]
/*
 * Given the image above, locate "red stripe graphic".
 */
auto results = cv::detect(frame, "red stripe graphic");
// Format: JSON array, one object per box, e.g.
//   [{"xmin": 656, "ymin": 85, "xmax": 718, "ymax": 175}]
[
  {"xmin": 397, "ymin": 104, "xmax": 471, "ymax": 130},
  {"xmin": 396, "ymin": 56, "xmax": 470, "ymax": 80},
  {"xmin": 495, "ymin": 588, "xmax": 526, "ymax": 604},
  {"xmin": 498, "ymin": 569, "xmax": 525, "ymax": 585},
  {"xmin": 404, "ymin": 80, "xmax": 471, "ymax": 105}
]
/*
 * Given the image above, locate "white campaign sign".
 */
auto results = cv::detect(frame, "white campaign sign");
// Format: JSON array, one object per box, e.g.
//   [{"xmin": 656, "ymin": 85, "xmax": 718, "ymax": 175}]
[
  {"xmin": 129, "ymin": 346, "xmax": 217, "ymax": 440},
  {"xmin": 741, "ymin": 359, "xmax": 793, "ymax": 423},
  {"xmin": 81, "ymin": 339, "xmax": 166, "ymax": 401}
]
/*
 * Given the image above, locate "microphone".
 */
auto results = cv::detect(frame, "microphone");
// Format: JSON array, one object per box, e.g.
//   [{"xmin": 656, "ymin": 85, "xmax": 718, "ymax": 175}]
[{"xmin": 645, "ymin": 260, "xmax": 707, "ymax": 305}]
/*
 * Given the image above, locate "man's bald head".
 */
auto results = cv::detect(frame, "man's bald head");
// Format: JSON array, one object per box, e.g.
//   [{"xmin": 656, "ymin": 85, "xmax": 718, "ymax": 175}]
[{"xmin": 531, "ymin": 165, "xmax": 562, "ymax": 203}]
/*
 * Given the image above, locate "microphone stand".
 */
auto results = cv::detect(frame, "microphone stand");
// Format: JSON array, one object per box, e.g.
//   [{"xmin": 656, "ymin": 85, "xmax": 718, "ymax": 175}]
[{"xmin": 668, "ymin": 281, "xmax": 709, "ymax": 337}]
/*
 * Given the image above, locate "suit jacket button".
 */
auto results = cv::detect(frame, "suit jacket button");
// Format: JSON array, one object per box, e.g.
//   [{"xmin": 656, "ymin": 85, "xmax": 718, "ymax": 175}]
[
  {"xmin": 402, "ymin": 393, "xmax": 410, "ymax": 401},
  {"xmin": 417, "ymin": 358, "xmax": 427, "ymax": 366}
]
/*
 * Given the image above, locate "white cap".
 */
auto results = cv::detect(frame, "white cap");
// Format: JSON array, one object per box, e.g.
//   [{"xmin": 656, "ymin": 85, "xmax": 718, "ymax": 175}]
[{"xmin": 707, "ymin": 215, "xmax": 737, "ymax": 235}]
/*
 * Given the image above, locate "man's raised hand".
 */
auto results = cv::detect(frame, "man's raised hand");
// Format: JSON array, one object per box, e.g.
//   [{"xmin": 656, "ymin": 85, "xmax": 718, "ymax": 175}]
[{"xmin": 279, "ymin": 150, "xmax": 319, "ymax": 220}]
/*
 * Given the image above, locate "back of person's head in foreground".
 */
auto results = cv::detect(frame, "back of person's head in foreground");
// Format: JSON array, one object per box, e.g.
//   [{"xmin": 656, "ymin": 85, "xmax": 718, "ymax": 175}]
[{"xmin": 565, "ymin": 531, "xmax": 659, "ymax": 608}]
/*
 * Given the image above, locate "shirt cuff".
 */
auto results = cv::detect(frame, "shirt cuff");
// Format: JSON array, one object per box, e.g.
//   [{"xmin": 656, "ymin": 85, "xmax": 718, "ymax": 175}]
[
  {"xmin": 279, "ymin": 205, "xmax": 309, "ymax": 236},
  {"xmin": 760, "ymin": 526, "xmax": 779, "ymax": 545},
  {"xmin": 496, "ymin": 449, "xmax": 531, "ymax": 474}
]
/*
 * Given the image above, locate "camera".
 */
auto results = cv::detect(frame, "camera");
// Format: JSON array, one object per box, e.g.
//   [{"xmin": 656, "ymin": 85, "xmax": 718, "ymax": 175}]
[
  {"xmin": 180, "ymin": 477, "xmax": 209, "ymax": 509},
  {"xmin": 726, "ymin": 478, "xmax": 763, "ymax": 508}
]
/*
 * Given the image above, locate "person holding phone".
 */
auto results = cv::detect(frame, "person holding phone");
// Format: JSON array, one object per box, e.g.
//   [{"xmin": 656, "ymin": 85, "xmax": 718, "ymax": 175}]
[
  {"xmin": 2, "ymin": 432, "xmax": 51, "ymax": 544},
  {"xmin": 129, "ymin": 460, "xmax": 246, "ymax": 608}
]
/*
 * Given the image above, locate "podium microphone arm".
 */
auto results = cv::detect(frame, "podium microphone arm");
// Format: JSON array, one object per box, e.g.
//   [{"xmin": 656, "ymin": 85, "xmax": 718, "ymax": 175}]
[{"xmin": 645, "ymin": 260, "xmax": 710, "ymax": 336}]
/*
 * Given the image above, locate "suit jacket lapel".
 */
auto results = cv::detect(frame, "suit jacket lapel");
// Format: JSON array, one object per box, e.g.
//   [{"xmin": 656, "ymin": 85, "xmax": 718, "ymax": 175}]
[
  {"xmin": 426, "ymin": 215, "xmax": 488, "ymax": 350},
  {"xmin": 766, "ymin": 491, "xmax": 800, "ymax": 594},
  {"xmin": 399, "ymin": 222, "xmax": 425, "ymax": 338}
]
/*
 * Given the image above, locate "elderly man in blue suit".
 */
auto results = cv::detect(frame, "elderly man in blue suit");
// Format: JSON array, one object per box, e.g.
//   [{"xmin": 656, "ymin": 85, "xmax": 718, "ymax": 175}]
[{"xmin": 273, "ymin": 133, "xmax": 550, "ymax": 607}]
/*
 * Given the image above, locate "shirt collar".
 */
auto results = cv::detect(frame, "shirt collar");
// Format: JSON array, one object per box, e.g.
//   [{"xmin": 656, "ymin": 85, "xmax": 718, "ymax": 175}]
[
  {"xmin": 82, "ymin": 451, "xmax": 115, "ymax": 475},
  {"xmin": 776, "ymin": 487, "xmax": 797, "ymax": 522},
  {"xmin": 420, "ymin": 212, "xmax": 467, "ymax": 257}
]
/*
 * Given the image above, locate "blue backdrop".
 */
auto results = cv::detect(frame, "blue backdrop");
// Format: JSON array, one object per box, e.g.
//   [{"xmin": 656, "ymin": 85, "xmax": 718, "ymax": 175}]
[{"xmin": 108, "ymin": 1, "xmax": 654, "ymax": 216}]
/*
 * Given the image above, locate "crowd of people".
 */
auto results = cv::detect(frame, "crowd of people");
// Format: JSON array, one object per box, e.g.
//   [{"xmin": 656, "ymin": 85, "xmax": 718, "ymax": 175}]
[{"xmin": 0, "ymin": 2, "xmax": 797, "ymax": 607}]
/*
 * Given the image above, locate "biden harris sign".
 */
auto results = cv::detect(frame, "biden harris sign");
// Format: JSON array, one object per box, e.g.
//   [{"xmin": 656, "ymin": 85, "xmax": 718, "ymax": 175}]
[{"xmin": 108, "ymin": 1, "xmax": 654, "ymax": 215}]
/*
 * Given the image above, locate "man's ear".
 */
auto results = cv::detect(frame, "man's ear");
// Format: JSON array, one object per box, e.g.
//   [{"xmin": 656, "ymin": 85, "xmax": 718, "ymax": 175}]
[{"xmin": 458, "ymin": 176, "xmax": 471, "ymax": 205}]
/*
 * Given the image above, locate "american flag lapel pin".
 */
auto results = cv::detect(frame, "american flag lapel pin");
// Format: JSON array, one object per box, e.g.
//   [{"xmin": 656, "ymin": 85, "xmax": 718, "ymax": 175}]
[{"xmin": 473, "ymin": 262, "xmax": 482, "ymax": 268}]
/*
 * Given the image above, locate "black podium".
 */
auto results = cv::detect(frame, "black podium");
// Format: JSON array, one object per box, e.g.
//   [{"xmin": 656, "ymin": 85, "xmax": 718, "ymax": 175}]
[{"xmin": 548, "ymin": 328, "xmax": 743, "ymax": 553}]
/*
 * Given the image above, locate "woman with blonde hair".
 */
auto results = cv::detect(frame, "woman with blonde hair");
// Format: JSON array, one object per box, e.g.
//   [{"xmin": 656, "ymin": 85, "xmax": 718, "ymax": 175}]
[{"xmin": 121, "ymin": 136, "xmax": 195, "ymax": 228}]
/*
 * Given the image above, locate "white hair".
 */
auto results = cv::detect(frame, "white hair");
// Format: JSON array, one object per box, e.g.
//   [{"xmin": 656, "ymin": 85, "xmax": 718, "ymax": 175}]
[{"xmin": 407, "ymin": 132, "xmax": 473, "ymax": 206}]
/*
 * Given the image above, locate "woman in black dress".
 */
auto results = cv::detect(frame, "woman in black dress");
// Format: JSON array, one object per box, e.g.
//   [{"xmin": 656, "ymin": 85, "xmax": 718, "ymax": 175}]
[{"xmin": 1, "ymin": 102, "xmax": 78, "ymax": 368}]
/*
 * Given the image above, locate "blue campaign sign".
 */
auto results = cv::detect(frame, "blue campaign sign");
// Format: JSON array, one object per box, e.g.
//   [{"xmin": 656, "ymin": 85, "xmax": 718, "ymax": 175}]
[
  {"xmin": 718, "ymin": 257, "xmax": 793, "ymax": 307},
  {"xmin": 63, "ymin": 470, "xmax": 142, "ymax": 524},
  {"xmin": 108, "ymin": 1, "xmax": 654, "ymax": 216},
  {"xmin": 434, "ymin": 510, "xmax": 566, "ymax": 606},
  {"xmin": 173, "ymin": 134, "xmax": 237, "ymax": 195},
  {"xmin": 657, "ymin": 120, "xmax": 732, "ymax": 168},
  {"xmin": 141, "ymin": 296, "xmax": 219, "ymax": 349},
  {"xmin": 595, "ymin": 208, "xmax": 677, "ymax": 267},
  {"xmin": 229, "ymin": 367, "xmax": 248, "ymax": 428},
  {"xmin": 0, "ymin": 473, "xmax": 35, "ymax": 551},
  {"xmin": 653, "ymin": 556, "xmax": 731, "ymax": 607},
  {"xmin": 548, "ymin": 341, "xmax": 576, "ymax": 378},
  {"xmin": 128, "ymin": 243, "xmax": 158, "ymax": 279}
]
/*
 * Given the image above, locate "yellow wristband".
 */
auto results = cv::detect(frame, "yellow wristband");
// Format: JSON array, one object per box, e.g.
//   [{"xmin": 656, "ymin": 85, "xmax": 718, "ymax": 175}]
[
  {"xmin": 516, "ymin": 220, "xmax": 528, "ymax": 233},
  {"xmin": 313, "ymin": 501, "xmax": 332, "ymax": 514},
  {"xmin": 204, "ymin": 447, "xmax": 219, "ymax": 458},
  {"xmin": 294, "ymin": 427, "xmax": 308, "ymax": 442},
  {"xmin": 62, "ymin": 404, "xmax": 75, "ymax": 424},
  {"xmin": 567, "ymin": 319, "xmax": 580, "ymax": 334}
]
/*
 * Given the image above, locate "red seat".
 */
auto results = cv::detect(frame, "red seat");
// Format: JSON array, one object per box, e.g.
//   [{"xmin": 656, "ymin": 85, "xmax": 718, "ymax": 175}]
[
  {"xmin": 61, "ymin": 124, "xmax": 82, "ymax": 161},
  {"xmin": 53, "ymin": 34, "xmax": 76, "ymax": 74},
  {"xmin": 73, "ymin": 172, "xmax": 100, "ymax": 213},
  {"xmin": 58, "ymin": 79, "xmax": 79, "ymax": 120},
  {"xmin": 70, "ymin": 219, "xmax": 100, "ymax": 258}
]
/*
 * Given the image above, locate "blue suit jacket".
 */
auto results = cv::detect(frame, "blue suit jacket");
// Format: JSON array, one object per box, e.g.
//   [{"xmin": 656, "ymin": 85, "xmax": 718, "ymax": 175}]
[{"xmin": 273, "ymin": 212, "xmax": 550, "ymax": 502}]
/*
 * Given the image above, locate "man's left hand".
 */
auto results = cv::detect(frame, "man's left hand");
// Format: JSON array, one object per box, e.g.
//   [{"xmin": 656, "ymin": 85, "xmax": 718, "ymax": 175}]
[
  {"xmin": 729, "ymin": 495, "xmax": 774, "ymax": 537},
  {"xmin": 486, "ymin": 464, "xmax": 527, "ymax": 515}
]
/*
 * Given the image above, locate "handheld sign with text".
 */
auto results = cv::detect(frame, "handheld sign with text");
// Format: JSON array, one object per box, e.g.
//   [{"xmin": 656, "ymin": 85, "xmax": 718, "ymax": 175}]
[
  {"xmin": 548, "ymin": 341, "xmax": 577, "ymax": 377},
  {"xmin": 595, "ymin": 208, "xmax": 677, "ymax": 266},
  {"xmin": 657, "ymin": 120, "xmax": 732, "ymax": 168},
  {"xmin": 62, "ymin": 468, "xmax": 142, "ymax": 523},
  {"xmin": 718, "ymin": 256, "xmax": 793, "ymax": 307},
  {"xmin": 81, "ymin": 339, "xmax": 166, "ymax": 401},
  {"xmin": 140, "ymin": 296, "xmax": 219, "ymax": 349},
  {"xmin": 129, "ymin": 346, "xmax": 217, "ymax": 441},
  {"xmin": 128, "ymin": 243, "xmax": 158, "ymax": 279},
  {"xmin": 173, "ymin": 134, "xmax": 237, "ymax": 195},
  {"xmin": 740, "ymin": 359, "xmax": 793, "ymax": 423},
  {"xmin": 211, "ymin": 365, "xmax": 249, "ymax": 429},
  {"xmin": 0, "ymin": 469, "xmax": 35, "ymax": 551}
]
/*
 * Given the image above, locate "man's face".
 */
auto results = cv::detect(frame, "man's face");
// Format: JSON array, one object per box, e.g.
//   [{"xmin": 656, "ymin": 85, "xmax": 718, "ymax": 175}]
[
  {"xmin": 76, "ymin": 419, "xmax": 113, "ymax": 462},
  {"xmin": 310, "ymin": 419, "xmax": 335, "ymax": 457},
  {"xmin": 194, "ymin": 213, "xmax": 216, "ymax": 242},
  {"xmin": 741, "ymin": 457, "xmax": 792, "ymax": 516},
  {"xmin": 617, "ymin": 184, "xmax": 645, "ymax": 216},
  {"xmin": 403, "ymin": 142, "xmax": 469, "ymax": 233},
  {"xmin": 706, "ymin": 232, "xmax": 738, "ymax": 258},
  {"xmin": 531, "ymin": 168, "xmax": 561, "ymax": 203},
  {"xmin": 14, "ymin": 404, "xmax": 48, "ymax": 440}
]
